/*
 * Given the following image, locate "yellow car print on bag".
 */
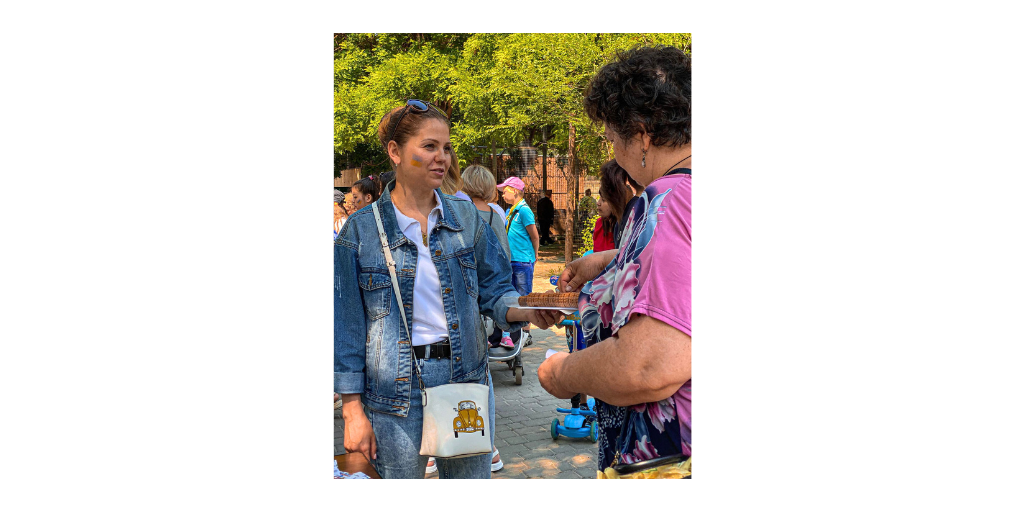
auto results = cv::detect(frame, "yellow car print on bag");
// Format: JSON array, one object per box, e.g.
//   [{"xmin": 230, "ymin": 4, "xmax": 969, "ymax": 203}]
[{"xmin": 452, "ymin": 400, "xmax": 485, "ymax": 437}]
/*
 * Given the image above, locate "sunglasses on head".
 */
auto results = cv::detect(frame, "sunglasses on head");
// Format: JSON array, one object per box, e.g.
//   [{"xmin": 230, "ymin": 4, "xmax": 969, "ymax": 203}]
[{"xmin": 386, "ymin": 99, "xmax": 447, "ymax": 145}]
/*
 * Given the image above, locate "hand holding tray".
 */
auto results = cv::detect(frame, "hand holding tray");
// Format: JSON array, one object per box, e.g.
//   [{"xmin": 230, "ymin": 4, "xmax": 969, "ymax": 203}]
[{"xmin": 512, "ymin": 292, "xmax": 579, "ymax": 314}]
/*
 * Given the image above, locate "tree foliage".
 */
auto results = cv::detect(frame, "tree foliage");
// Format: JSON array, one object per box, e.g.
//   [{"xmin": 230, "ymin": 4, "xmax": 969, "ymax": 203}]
[
  {"xmin": 334, "ymin": 33, "xmax": 691, "ymax": 177},
  {"xmin": 577, "ymin": 214, "xmax": 598, "ymax": 258}
]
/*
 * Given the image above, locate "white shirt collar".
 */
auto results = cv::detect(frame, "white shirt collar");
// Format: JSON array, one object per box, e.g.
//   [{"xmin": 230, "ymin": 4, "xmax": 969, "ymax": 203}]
[{"xmin": 392, "ymin": 190, "xmax": 445, "ymax": 233}]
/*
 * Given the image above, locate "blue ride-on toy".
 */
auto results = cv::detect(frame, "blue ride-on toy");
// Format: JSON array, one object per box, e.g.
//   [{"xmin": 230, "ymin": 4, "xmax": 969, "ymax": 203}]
[{"xmin": 551, "ymin": 396, "xmax": 598, "ymax": 442}]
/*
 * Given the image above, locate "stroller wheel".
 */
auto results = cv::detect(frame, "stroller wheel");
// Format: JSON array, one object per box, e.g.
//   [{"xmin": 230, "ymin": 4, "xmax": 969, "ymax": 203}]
[{"xmin": 514, "ymin": 366, "xmax": 523, "ymax": 385}]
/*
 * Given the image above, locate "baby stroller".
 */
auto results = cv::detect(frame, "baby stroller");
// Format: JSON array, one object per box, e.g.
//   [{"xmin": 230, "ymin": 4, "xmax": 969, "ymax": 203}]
[{"xmin": 485, "ymin": 315, "xmax": 527, "ymax": 385}]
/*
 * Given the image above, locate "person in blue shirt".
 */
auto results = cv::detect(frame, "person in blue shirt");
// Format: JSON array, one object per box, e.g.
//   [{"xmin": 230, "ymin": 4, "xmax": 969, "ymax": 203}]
[{"xmin": 497, "ymin": 176, "xmax": 540, "ymax": 340}]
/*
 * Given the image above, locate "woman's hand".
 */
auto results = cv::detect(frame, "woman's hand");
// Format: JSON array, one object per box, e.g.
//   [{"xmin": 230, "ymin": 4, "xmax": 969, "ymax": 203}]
[
  {"xmin": 341, "ymin": 396, "xmax": 376, "ymax": 461},
  {"xmin": 505, "ymin": 297, "xmax": 565, "ymax": 329},
  {"xmin": 521, "ymin": 307, "xmax": 564, "ymax": 330},
  {"xmin": 538, "ymin": 351, "xmax": 576, "ymax": 399},
  {"xmin": 558, "ymin": 249, "xmax": 618, "ymax": 292}
]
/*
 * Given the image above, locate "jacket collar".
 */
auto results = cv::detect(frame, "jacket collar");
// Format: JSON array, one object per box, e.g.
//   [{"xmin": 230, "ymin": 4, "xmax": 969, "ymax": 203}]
[{"xmin": 378, "ymin": 181, "xmax": 464, "ymax": 246}]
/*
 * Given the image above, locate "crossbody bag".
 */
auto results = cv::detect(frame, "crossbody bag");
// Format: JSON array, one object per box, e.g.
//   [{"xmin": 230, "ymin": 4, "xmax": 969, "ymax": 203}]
[{"xmin": 371, "ymin": 202, "xmax": 491, "ymax": 459}]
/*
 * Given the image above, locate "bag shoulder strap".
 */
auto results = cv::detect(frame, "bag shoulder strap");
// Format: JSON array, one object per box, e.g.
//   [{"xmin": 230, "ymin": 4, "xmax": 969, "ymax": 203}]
[
  {"xmin": 371, "ymin": 202, "xmax": 409, "ymax": 341},
  {"xmin": 371, "ymin": 202, "xmax": 424, "ymax": 390},
  {"xmin": 505, "ymin": 201, "xmax": 523, "ymax": 234}
]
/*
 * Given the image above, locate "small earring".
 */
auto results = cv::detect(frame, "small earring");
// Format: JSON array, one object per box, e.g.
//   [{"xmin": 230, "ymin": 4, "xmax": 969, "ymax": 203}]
[{"xmin": 641, "ymin": 150, "xmax": 647, "ymax": 168}]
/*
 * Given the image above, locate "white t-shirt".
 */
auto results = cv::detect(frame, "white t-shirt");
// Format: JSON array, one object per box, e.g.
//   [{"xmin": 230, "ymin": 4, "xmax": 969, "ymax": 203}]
[
  {"xmin": 392, "ymin": 192, "xmax": 449, "ymax": 347},
  {"xmin": 334, "ymin": 217, "xmax": 345, "ymax": 240}
]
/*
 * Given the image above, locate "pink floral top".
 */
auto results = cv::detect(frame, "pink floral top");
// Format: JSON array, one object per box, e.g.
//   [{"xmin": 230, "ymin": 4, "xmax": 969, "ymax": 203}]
[{"xmin": 578, "ymin": 171, "xmax": 691, "ymax": 469}]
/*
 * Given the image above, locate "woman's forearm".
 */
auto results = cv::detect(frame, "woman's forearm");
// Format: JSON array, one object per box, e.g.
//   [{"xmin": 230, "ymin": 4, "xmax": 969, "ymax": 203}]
[
  {"xmin": 505, "ymin": 307, "xmax": 529, "ymax": 324},
  {"xmin": 554, "ymin": 317, "xmax": 691, "ymax": 406},
  {"xmin": 598, "ymin": 248, "xmax": 618, "ymax": 266},
  {"xmin": 340, "ymin": 394, "xmax": 365, "ymax": 420},
  {"xmin": 554, "ymin": 336, "xmax": 667, "ymax": 406}
]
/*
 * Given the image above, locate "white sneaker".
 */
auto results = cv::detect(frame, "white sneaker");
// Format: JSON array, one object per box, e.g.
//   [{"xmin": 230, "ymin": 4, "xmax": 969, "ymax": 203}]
[{"xmin": 425, "ymin": 456, "xmax": 437, "ymax": 474}]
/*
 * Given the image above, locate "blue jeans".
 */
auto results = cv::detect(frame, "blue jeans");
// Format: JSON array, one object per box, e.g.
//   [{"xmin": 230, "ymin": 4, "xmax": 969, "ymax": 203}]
[
  {"xmin": 510, "ymin": 261, "xmax": 534, "ymax": 296},
  {"xmin": 363, "ymin": 358, "xmax": 495, "ymax": 479},
  {"xmin": 508, "ymin": 261, "xmax": 535, "ymax": 336}
]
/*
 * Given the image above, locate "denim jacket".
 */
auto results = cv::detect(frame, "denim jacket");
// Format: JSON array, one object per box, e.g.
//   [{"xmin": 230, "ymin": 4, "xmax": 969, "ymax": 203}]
[{"xmin": 334, "ymin": 182, "xmax": 526, "ymax": 416}]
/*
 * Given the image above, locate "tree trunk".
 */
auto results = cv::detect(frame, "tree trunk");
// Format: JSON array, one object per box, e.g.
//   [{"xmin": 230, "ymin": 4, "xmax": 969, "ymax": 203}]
[
  {"xmin": 491, "ymin": 137, "xmax": 497, "ymax": 175},
  {"xmin": 565, "ymin": 123, "xmax": 577, "ymax": 264},
  {"xmin": 541, "ymin": 126, "xmax": 548, "ymax": 194}
]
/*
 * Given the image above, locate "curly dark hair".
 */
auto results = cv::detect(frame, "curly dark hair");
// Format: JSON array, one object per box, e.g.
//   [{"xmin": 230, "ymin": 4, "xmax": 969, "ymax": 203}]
[{"xmin": 584, "ymin": 45, "xmax": 691, "ymax": 148}]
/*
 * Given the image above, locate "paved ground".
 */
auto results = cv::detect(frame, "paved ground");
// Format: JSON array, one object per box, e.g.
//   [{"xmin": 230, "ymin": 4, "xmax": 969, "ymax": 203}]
[{"xmin": 334, "ymin": 244, "xmax": 598, "ymax": 478}]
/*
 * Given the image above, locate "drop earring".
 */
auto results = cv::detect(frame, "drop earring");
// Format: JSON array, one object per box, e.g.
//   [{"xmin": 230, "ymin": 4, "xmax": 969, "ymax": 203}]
[{"xmin": 641, "ymin": 149, "xmax": 647, "ymax": 168}]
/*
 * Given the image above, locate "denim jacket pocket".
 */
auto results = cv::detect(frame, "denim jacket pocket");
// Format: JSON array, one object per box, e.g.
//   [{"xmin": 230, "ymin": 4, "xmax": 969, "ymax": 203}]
[
  {"xmin": 455, "ymin": 249, "xmax": 478, "ymax": 299},
  {"xmin": 358, "ymin": 268, "xmax": 393, "ymax": 321}
]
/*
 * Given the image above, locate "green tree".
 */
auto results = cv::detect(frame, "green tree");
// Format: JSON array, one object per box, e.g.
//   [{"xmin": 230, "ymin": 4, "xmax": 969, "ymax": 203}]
[
  {"xmin": 335, "ymin": 32, "xmax": 690, "ymax": 176},
  {"xmin": 334, "ymin": 33, "xmax": 469, "ymax": 174}
]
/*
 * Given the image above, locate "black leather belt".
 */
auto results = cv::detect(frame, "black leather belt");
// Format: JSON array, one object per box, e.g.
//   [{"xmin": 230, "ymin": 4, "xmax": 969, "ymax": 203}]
[{"xmin": 413, "ymin": 339, "xmax": 451, "ymax": 359}]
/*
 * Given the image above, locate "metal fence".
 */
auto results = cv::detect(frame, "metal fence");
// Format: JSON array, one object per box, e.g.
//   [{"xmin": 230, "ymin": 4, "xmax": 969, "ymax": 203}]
[{"xmin": 466, "ymin": 147, "xmax": 598, "ymax": 261}]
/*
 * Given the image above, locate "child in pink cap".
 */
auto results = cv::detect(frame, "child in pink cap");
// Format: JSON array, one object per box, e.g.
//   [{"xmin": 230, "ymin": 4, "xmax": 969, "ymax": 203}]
[{"xmin": 497, "ymin": 176, "xmax": 539, "ymax": 347}]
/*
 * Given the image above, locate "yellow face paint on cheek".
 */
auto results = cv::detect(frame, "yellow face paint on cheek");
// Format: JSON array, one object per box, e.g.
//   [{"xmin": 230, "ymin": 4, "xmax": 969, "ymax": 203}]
[{"xmin": 410, "ymin": 155, "xmax": 425, "ymax": 167}]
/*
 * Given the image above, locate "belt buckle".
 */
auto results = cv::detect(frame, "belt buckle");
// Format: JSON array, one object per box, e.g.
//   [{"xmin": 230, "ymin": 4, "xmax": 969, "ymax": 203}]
[
  {"xmin": 432, "ymin": 339, "xmax": 449, "ymax": 359},
  {"xmin": 424, "ymin": 344, "xmax": 431, "ymax": 359}
]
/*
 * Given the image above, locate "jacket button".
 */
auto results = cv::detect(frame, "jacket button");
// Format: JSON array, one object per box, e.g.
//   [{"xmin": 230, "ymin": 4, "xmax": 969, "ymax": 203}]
[
  {"xmin": 434, "ymin": 250, "xmax": 441, "ymax": 256},
  {"xmin": 455, "ymin": 357, "xmax": 461, "ymax": 362},
  {"xmin": 444, "ymin": 287, "xmax": 451, "ymax": 294},
  {"xmin": 452, "ymin": 323, "xmax": 459, "ymax": 330}
]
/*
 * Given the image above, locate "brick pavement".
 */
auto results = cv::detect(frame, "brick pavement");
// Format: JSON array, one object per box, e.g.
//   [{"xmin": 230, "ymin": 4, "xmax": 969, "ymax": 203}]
[{"xmin": 334, "ymin": 324, "xmax": 598, "ymax": 479}]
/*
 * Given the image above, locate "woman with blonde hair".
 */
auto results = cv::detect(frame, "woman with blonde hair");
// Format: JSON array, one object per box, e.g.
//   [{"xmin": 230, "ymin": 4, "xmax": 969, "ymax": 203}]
[
  {"xmin": 463, "ymin": 165, "xmax": 522, "ymax": 350},
  {"xmin": 461, "ymin": 164, "xmax": 509, "ymax": 258}
]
